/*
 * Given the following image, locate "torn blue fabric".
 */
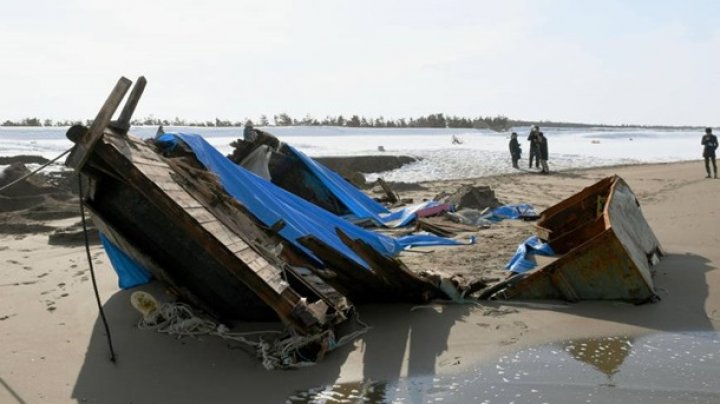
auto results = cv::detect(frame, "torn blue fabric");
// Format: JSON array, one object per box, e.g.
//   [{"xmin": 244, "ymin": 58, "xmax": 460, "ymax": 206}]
[
  {"xmin": 505, "ymin": 235, "xmax": 555, "ymax": 274},
  {"xmin": 99, "ymin": 233, "xmax": 152, "ymax": 289},
  {"xmin": 159, "ymin": 133, "xmax": 465, "ymax": 269}
]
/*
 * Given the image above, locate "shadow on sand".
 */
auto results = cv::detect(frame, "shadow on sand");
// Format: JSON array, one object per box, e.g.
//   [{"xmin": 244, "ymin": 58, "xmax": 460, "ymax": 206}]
[{"xmin": 72, "ymin": 283, "xmax": 471, "ymax": 403}]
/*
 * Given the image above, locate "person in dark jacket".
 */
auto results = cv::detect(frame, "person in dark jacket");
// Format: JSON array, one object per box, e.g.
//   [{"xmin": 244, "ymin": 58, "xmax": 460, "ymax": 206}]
[
  {"xmin": 527, "ymin": 126, "xmax": 540, "ymax": 169},
  {"xmin": 243, "ymin": 121, "xmax": 257, "ymax": 142},
  {"xmin": 702, "ymin": 127, "xmax": 718, "ymax": 178},
  {"xmin": 509, "ymin": 132, "xmax": 522, "ymax": 168},
  {"xmin": 537, "ymin": 131, "xmax": 549, "ymax": 174}
]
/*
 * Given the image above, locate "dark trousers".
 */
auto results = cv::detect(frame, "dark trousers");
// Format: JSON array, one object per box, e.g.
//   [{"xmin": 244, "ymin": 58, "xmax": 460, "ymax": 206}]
[
  {"xmin": 705, "ymin": 156, "xmax": 717, "ymax": 176},
  {"xmin": 529, "ymin": 148, "xmax": 539, "ymax": 168}
]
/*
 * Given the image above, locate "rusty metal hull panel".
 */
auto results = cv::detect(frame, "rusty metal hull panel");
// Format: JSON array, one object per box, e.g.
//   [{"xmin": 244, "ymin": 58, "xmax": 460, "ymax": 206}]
[{"xmin": 504, "ymin": 176, "xmax": 661, "ymax": 302}]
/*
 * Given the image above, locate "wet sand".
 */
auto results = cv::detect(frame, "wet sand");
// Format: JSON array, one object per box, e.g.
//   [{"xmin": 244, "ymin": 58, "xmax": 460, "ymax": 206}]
[{"xmin": 1, "ymin": 160, "xmax": 719, "ymax": 403}]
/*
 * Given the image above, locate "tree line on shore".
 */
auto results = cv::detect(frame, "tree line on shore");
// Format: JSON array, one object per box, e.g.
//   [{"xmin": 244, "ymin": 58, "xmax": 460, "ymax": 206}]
[
  {"xmin": 1, "ymin": 113, "xmax": 511, "ymax": 131},
  {"xmin": 1, "ymin": 114, "xmax": 704, "ymax": 131}
]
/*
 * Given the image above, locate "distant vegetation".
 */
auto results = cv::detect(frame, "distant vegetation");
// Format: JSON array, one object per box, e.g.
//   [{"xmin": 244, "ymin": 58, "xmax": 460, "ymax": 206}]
[{"xmin": 0, "ymin": 114, "xmax": 705, "ymax": 131}]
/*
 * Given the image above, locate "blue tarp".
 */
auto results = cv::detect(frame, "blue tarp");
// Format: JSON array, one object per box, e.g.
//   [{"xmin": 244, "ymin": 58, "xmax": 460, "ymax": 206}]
[
  {"xmin": 505, "ymin": 235, "xmax": 555, "ymax": 273},
  {"xmin": 285, "ymin": 145, "xmax": 437, "ymax": 227},
  {"xmin": 99, "ymin": 233, "xmax": 152, "ymax": 289},
  {"xmin": 158, "ymin": 133, "xmax": 466, "ymax": 269},
  {"xmin": 486, "ymin": 204, "xmax": 538, "ymax": 222}
]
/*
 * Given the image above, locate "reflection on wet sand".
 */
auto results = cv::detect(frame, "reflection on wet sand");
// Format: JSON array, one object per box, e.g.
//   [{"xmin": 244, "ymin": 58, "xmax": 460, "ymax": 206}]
[
  {"xmin": 562, "ymin": 336, "xmax": 633, "ymax": 383},
  {"xmin": 286, "ymin": 332, "xmax": 720, "ymax": 403}
]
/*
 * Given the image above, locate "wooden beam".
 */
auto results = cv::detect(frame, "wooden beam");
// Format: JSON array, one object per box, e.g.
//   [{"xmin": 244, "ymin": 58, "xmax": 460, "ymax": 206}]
[
  {"xmin": 66, "ymin": 77, "xmax": 132, "ymax": 169},
  {"xmin": 111, "ymin": 76, "xmax": 147, "ymax": 134}
]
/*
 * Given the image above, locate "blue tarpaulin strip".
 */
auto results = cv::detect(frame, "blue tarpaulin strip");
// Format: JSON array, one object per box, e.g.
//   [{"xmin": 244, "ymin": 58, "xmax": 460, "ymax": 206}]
[
  {"xmin": 162, "ymin": 133, "xmax": 465, "ymax": 269},
  {"xmin": 505, "ymin": 235, "xmax": 555, "ymax": 273},
  {"xmin": 99, "ymin": 233, "xmax": 152, "ymax": 289}
]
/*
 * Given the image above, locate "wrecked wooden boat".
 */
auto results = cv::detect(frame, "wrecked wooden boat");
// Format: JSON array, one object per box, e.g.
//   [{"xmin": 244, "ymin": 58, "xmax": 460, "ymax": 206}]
[
  {"xmin": 64, "ymin": 77, "xmax": 449, "ymax": 341},
  {"xmin": 497, "ymin": 175, "xmax": 662, "ymax": 303}
]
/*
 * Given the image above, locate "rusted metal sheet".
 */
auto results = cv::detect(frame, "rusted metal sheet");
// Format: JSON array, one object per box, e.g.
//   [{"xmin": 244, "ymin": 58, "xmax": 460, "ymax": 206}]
[{"xmin": 501, "ymin": 175, "xmax": 662, "ymax": 303}]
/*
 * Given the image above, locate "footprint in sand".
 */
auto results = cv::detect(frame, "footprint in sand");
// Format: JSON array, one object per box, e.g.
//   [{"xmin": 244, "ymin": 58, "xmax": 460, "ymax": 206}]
[
  {"xmin": 45, "ymin": 300, "xmax": 56, "ymax": 312},
  {"xmin": 500, "ymin": 337, "xmax": 519, "ymax": 345},
  {"xmin": 57, "ymin": 282, "xmax": 66, "ymax": 288},
  {"xmin": 6, "ymin": 259, "xmax": 20, "ymax": 265},
  {"xmin": 23, "ymin": 266, "xmax": 32, "ymax": 270},
  {"xmin": 37, "ymin": 273, "xmax": 48, "ymax": 278},
  {"xmin": 41, "ymin": 289, "xmax": 55, "ymax": 295},
  {"xmin": 70, "ymin": 264, "xmax": 78, "ymax": 269}
]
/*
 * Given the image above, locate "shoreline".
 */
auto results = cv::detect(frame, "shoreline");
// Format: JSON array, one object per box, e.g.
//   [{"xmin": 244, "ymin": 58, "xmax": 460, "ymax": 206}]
[{"xmin": 1, "ymin": 159, "xmax": 718, "ymax": 403}]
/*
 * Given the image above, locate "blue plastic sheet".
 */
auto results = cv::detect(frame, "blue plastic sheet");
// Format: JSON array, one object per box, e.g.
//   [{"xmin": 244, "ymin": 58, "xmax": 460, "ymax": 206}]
[
  {"xmin": 286, "ymin": 145, "xmax": 437, "ymax": 227},
  {"xmin": 505, "ymin": 235, "xmax": 555, "ymax": 273},
  {"xmin": 99, "ymin": 233, "xmax": 152, "ymax": 289},
  {"xmin": 486, "ymin": 204, "xmax": 538, "ymax": 222},
  {"xmin": 160, "ymin": 133, "xmax": 466, "ymax": 269}
]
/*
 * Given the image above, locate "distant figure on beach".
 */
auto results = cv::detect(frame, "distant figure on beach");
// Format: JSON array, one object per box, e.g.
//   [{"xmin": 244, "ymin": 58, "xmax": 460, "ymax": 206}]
[
  {"xmin": 451, "ymin": 134, "xmax": 463, "ymax": 145},
  {"xmin": 509, "ymin": 132, "xmax": 521, "ymax": 169},
  {"xmin": 701, "ymin": 127, "xmax": 718, "ymax": 178},
  {"xmin": 537, "ymin": 131, "xmax": 550, "ymax": 174},
  {"xmin": 243, "ymin": 121, "xmax": 257, "ymax": 142},
  {"xmin": 527, "ymin": 126, "xmax": 540, "ymax": 169}
]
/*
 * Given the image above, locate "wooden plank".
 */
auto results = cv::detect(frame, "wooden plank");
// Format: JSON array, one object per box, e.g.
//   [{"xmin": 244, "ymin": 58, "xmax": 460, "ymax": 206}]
[
  {"xmin": 185, "ymin": 207, "xmax": 219, "ymax": 225},
  {"xmin": 226, "ymin": 239, "xmax": 250, "ymax": 253},
  {"xmin": 163, "ymin": 190, "xmax": 203, "ymax": 209},
  {"xmin": 257, "ymin": 269, "xmax": 286, "ymax": 294},
  {"xmin": 66, "ymin": 77, "xmax": 132, "ymax": 169},
  {"xmin": 130, "ymin": 156, "xmax": 170, "ymax": 168},
  {"xmin": 112, "ymin": 76, "xmax": 147, "ymax": 133}
]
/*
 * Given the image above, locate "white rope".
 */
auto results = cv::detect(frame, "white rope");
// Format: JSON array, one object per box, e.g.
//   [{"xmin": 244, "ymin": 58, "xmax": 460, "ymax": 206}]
[{"xmin": 131, "ymin": 292, "xmax": 370, "ymax": 370}]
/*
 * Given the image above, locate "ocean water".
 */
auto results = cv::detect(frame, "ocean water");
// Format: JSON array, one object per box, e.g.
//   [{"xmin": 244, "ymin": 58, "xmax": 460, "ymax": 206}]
[{"xmin": 0, "ymin": 126, "xmax": 704, "ymax": 183}]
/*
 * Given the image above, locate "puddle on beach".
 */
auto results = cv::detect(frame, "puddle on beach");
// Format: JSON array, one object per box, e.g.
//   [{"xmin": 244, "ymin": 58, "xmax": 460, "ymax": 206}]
[{"xmin": 287, "ymin": 332, "xmax": 720, "ymax": 403}]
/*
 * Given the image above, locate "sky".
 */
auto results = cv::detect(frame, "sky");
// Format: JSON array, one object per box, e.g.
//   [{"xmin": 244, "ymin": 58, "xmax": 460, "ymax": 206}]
[{"xmin": 0, "ymin": 0, "xmax": 718, "ymax": 126}]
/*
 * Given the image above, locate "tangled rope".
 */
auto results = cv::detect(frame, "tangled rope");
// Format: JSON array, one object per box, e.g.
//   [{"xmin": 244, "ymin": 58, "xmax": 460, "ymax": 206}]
[{"xmin": 131, "ymin": 291, "xmax": 370, "ymax": 370}]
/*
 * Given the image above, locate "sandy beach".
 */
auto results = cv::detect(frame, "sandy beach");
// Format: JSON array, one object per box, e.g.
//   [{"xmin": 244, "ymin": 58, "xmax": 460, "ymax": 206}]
[{"xmin": 2, "ymin": 160, "xmax": 719, "ymax": 403}]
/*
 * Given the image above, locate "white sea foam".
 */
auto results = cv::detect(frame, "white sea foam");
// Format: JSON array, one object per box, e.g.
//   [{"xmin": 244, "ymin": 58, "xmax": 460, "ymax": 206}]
[{"xmin": 0, "ymin": 126, "xmax": 703, "ymax": 182}]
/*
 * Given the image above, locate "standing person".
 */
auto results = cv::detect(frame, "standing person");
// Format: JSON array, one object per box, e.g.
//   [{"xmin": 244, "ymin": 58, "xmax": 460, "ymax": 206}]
[
  {"xmin": 702, "ymin": 127, "xmax": 718, "ymax": 178},
  {"xmin": 527, "ymin": 125, "xmax": 540, "ymax": 169},
  {"xmin": 537, "ymin": 131, "xmax": 550, "ymax": 174},
  {"xmin": 509, "ymin": 132, "xmax": 522, "ymax": 168},
  {"xmin": 243, "ymin": 120, "xmax": 257, "ymax": 142}
]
